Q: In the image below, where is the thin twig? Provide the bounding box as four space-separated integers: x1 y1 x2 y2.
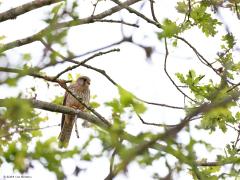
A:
136 113 177 128
53 48 120 79
227 82 240 92
91 0 100 16
149 0 158 22
111 0 162 28
136 97 185 109
225 123 239 132
163 38 197 103
93 19 139 28
72 39 127 59
234 130 240 148
174 36 218 74
104 149 118 180
187 0 191 21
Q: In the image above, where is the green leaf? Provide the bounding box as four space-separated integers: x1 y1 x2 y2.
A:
158 19 180 39
5 77 17 86
201 107 235 132
105 98 124 114
2 98 34 121
81 153 92 161
90 101 100 109
190 5 221 36
51 3 63 15
118 86 146 114
0 35 6 41
68 73 73 81
176 1 188 14
222 33 235 49
22 53 32 61
52 95 64 105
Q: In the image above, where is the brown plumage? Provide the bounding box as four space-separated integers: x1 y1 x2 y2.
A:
58 76 90 148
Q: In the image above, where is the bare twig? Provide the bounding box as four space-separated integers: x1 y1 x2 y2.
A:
174 36 218 75
104 149 118 180
91 0 101 16
111 0 162 28
136 97 185 109
136 113 177 128
53 48 120 79
227 82 240 92
149 0 158 22
197 160 240 166
163 38 197 103
93 19 139 28
234 130 240 148
225 123 239 132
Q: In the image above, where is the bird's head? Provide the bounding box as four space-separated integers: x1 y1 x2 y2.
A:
77 76 91 89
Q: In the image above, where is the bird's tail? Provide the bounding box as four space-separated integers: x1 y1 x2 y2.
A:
58 115 75 148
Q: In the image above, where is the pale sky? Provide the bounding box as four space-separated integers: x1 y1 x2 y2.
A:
1 0 240 179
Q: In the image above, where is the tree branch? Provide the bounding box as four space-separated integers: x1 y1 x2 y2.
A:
0 98 111 129
0 0 63 23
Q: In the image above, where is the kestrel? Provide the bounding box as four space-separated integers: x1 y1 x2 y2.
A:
58 76 90 148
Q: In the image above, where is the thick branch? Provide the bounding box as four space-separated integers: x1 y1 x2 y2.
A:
0 98 165 151
0 0 63 23
0 98 111 129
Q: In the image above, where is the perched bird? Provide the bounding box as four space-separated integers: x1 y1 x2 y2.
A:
58 76 91 148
